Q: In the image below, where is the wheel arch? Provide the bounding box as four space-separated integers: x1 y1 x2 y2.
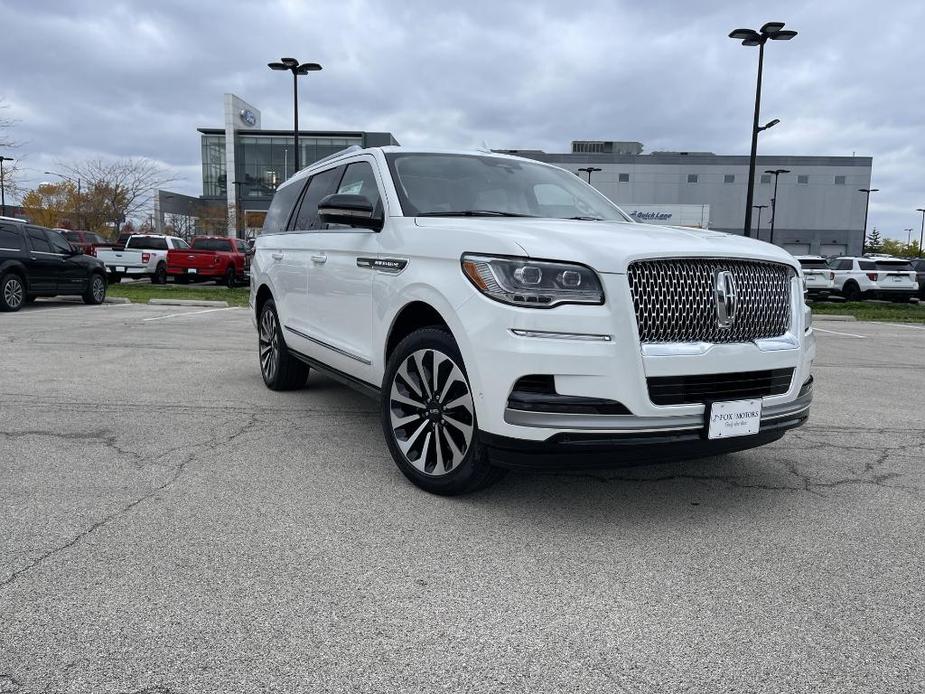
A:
255 283 275 317
384 300 454 364
0 261 30 291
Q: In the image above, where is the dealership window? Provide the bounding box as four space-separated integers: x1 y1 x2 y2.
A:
798 175 809 184
687 173 698 183
618 173 630 183
724 174 735 184
760 174 771 184
834 175 846 185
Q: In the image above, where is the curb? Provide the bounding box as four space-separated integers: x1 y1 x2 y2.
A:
813 314 858 322
51 296 131 305
148 299 229 308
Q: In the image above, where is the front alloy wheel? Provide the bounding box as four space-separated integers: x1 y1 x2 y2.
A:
389 348 475 476
381 328 504 495
257 299 308 390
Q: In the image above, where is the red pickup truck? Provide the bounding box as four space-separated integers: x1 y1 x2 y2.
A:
60 230 109 256
166 236 253 286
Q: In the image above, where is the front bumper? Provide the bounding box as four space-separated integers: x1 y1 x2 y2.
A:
452 273 814 445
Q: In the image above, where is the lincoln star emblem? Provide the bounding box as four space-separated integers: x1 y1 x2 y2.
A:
714 270 738 328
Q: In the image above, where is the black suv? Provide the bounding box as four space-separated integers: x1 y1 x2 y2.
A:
0 216 108 312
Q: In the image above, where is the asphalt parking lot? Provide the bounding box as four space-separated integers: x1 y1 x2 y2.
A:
1 301 923 693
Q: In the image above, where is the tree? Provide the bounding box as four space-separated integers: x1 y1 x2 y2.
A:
881 237 921 258
20 181 79 228
0 98 24 203
62 158 178 233
864 228 883 254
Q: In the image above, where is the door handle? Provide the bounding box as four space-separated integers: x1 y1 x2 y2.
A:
311 254 327 264
271 252 284 261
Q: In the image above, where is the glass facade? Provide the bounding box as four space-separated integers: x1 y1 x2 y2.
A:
201 132 363 203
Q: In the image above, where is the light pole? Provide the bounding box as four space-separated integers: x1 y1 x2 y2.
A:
268 57 322 173
231 181 246 236
905 228 913 247
917 208 925 258
729 22 797 237
752 204 768 239
0 156 13 217
858 188 879 254
765 168 789 244
45 171 83 228
578 167 602 184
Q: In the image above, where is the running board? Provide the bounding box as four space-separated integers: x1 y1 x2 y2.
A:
287 348 381 400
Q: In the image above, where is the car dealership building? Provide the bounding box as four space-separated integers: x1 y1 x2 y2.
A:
496 141 874 257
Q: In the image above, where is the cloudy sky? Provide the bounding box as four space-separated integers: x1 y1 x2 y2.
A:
1 0 922 239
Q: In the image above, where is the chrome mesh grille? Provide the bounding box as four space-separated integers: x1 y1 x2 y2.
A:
627 258 793 343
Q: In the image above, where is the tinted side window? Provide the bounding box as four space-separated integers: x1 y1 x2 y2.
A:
62 231 82 242
858 260 876 271
191 239 231 251
0 224 24 251
292 167 345 230
26 226 53 253
46 230 73 254
835 260 852 270
263 179 307 233
337 162 381 211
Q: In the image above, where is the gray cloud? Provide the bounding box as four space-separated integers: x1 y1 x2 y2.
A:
1 0 922 238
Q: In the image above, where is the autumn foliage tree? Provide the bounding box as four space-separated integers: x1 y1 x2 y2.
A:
20 181 79 228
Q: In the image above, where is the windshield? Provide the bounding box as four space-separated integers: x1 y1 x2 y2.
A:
385 153 633 222
875 260 913 271
798 258 830 269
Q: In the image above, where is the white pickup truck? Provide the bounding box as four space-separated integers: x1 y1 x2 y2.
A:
97 234 189 284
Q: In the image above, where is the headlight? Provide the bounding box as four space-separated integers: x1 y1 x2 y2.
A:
461 254 604 308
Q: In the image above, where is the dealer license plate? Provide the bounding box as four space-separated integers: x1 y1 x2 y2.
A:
707 399 762 439
115 266 125 272
188 268 197 274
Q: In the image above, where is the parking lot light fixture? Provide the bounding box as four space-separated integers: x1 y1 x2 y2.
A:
858 188 879 253
577 167 602 184
917 208 925 258
268 58 323 173
765 169 790 245
752 204 768 239
0 155 13 217
757 119 780 132
729 21 798 237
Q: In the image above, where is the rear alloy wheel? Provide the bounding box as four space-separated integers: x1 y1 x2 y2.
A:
381 328 504 495
842 281 861 301
152 263 168 285
0 273 26 312
258 299 309 390
83 273 107 305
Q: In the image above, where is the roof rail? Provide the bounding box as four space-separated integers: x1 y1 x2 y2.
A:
0 215 27 223
305 144 365 169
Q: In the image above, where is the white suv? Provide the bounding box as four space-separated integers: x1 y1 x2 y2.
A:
251 148 815 494
830 256 919 302
794 255 835 299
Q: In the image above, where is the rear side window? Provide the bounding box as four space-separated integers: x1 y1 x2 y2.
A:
62 231 82 242
798 259 829 269
192 238 233 251
0 224 24 251
263 179 307 233
128 236 168 251
236 240 250 253
291 167 345 230
26 226 53 253
858 260 876 270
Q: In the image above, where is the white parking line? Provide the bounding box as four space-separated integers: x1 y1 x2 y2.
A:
814 327 868 338
881 322 925 331
142 307 241 322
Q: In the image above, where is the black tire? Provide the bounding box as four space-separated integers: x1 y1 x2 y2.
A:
109 273 122 284
82 273 107 305
257 299 309 390
380 328 505 495
152 262 167 285
0 272 26 312
842 281 861 301
224 266 236 288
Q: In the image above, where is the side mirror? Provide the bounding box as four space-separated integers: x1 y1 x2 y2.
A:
317 193 383 231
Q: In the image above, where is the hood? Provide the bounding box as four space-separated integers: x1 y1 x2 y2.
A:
414 218 798 273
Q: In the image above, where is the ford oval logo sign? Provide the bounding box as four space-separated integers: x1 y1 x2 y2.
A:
239 109 257 127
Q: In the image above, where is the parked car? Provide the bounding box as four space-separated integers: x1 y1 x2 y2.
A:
0 216 108 311
911 258 925 299
250 148 815 495
166 236 253 286
794 255 835 300
60 229 108 256
830 256 919 301
96 234 189 284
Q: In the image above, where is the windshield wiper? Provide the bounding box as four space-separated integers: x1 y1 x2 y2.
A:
565 216 604 221
417 210 536 218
